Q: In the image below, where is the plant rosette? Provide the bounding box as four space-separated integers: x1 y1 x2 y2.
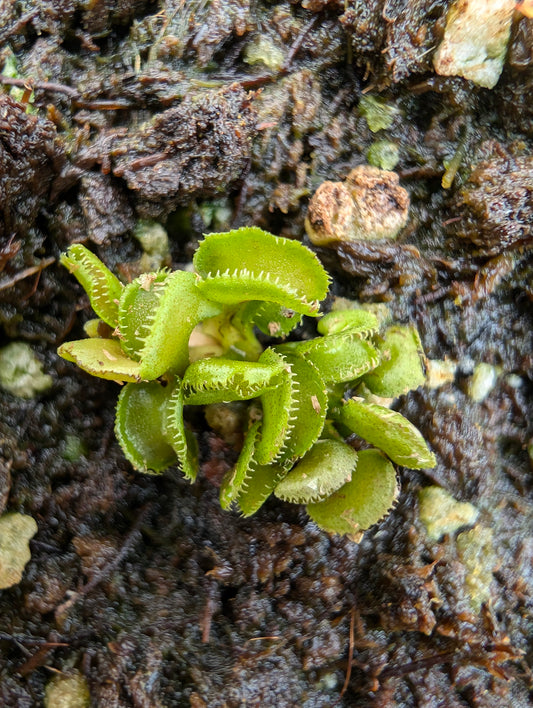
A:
58 227 436 539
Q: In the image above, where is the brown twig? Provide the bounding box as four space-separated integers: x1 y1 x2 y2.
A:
0 632 68 646
283 14 319 69
17 644 70 677
0 257 55 291
55 503 153 620
0 75 79 98
378 650 456 680
73 99 133 110
0 9 39 43
340 608 356 699
220 14 320 90
0 77 133 109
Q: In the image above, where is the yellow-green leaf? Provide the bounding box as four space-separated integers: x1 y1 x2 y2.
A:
57 338 142 383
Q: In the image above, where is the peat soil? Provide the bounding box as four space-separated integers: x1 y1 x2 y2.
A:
0 1 532 706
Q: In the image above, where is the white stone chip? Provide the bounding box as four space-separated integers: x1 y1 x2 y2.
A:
0 512 38 589
433 0 516 89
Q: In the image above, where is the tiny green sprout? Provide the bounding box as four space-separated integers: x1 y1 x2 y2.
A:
58 226 436 540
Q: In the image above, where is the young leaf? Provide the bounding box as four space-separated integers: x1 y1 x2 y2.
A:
60 244 123 327
363 325 426 397
58 338 142 383
219 421 261 509
334 398 437 469
164 381 199 481
118 270 222 380
182 357 284 405
275 439 357 504
307 449 398 539
243 301 303 338
83 318 108 338
194 227 330 316
115 381 177 473
317 308 379 337
199 305 263 361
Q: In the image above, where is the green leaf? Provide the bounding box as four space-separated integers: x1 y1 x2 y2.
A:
115 382 177 473
164 381 199 481
334 398 436 469
182 357 284 405
254 349 296 465
307 449 398 539
60 244 123 327
219 421 261 510
363 325 426 397
118 270 222 379
243 301 303 338
275 440 357 504
57 338 142 383
272 350 327 465
194 227 330 316
317 308 379 337
236 462 287 517
117 271 169 358
283 330 380 384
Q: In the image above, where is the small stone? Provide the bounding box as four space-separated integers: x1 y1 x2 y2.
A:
467 362 499 402
0 512 38 589
305 166 410 246
425 359 457 389
456 525 495 612
433 0 516 89
204 402 247 446
0 342 53 398
419 486 479 541
44 671 91 708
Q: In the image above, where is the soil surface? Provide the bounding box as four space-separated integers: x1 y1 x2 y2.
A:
0 2 532 706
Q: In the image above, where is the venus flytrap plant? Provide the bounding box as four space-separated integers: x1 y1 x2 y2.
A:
58 227 436 541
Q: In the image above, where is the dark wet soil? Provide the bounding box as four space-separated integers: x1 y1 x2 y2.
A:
0 2 532 706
